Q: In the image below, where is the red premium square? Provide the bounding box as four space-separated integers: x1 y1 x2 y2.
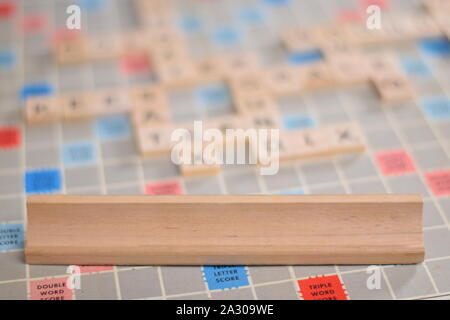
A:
145 180 183 195
0 1 16 19
29 277 73 300
375 149 416 176
298 275 348 300
0 127 20 149
79 266 114 274
425 170 450 196
120 53 152 76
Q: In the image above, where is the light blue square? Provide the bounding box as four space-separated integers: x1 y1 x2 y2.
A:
282 114 315 131
196 83 231 109
263 0 291 6
203 266 249 290
400 58 431 77
0 49 15 70
276 189 304 194
180 15 202 34
239 7 265 25
0 223 24 252
62 141 96 167
212 27 242 46
422 97 450 121
78 0 105 11
96 114 131 140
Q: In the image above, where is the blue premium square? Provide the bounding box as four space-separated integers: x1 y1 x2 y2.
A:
25 169 62 194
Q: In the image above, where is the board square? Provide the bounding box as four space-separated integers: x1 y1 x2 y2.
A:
298 275 348 300
0 49 15 69
422 96 450 121
424 169 450 196
145 180 183 195
374 149 416 176
25 169 62 194
0 223 24 251
62 141 96 167
20 82 54 101
203 266 249 290
0 127 20 149
0 1 15 19
96 114 131 140
29 277 73 300
119 53 151 76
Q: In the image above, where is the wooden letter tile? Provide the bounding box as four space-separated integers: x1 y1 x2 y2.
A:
264 65 302 96
25 96 60 124
54 37 87 64
129 86 168 109
94 89 133 115
372 75 416 105
136 125 174 156
299 63 335 91
327 53 370 85
61 92 95 121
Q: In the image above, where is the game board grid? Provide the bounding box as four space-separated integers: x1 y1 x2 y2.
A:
0 0 448 300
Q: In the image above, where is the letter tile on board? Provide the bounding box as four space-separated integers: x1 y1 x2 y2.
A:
284 123 365 160
245 108 281 129
299 62 335 91
61 92 95 121
150 30 183 47
286 127 330 160
195 58 225 82
25 96 60 124
320 40 358 59
94 89 133 115
312 25 350 48
327 53 370 85
143 15 175 32
423 0 450 13
54 37 87 64
119 31 149 53
372 75 416 104
326 122 366 154
179 147 221 178
233 92 277 115
205 115 249 134
282 27 318 52
345 23 386 46
86 35 123 61
151 40 188 65
264 65 302 96
156 59 199 88
395 14 440 39
129 86 167 109
228 72 266 96
269 131 303 163
205 115 251 146
219 52 261 78
136 125 174 156
366 54 403 80
131 106 171 127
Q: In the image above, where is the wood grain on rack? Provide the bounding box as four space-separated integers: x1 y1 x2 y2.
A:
25 194 424 265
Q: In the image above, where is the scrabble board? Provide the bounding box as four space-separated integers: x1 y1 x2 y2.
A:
1 0 450 300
